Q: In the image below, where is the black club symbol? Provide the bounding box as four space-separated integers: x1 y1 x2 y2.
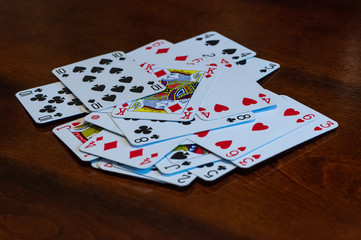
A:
34 88 42 92
48 96 65 104
134 125 152 134
217 165 226 171
67 98 83 106
39 105 56 113
58 87 72 94
227 118 236 122
30 94 47 101
54 113 63 117
150 134 159 139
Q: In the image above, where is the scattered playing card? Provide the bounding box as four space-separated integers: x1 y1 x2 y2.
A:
16 82 87 124
53 117 102 161
52 51 166 111
84 112 124 136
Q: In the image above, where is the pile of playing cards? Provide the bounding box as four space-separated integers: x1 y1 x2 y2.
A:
16 32 338 186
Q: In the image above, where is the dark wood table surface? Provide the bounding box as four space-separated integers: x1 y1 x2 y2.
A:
1 0 361 239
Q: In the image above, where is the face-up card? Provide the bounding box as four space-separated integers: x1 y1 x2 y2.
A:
189 94 319 160
197 70 277 120
236 57 280 82
52 51 166 111
79 129 188 169
127 39 174 62
189 160 236 181
156 143 222 174
232 95 339 168
53 118 102 161
84 112 124 136
111 63 220 121
176 31 256 62
97 159 164 183
102 160 196 186
16 82 87 124
112 112 254 146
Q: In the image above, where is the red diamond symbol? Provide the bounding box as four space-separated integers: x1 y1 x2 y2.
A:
96 136 103 141
129 148 143 159
175 55 188 61
156 48 169 54
122 103 129 107
154 69 167 78
186 107 193 111
168 103 182 112
145 46 152 50
151 153 158 158
104 141 117 151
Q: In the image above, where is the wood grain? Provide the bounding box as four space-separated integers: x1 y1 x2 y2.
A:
1 0 361 239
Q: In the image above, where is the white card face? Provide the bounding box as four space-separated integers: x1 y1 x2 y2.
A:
189 160 236 181
236 57 280 82
176 31 256 61
84 112 124 136
112 112 254 146
111 63 220 121
197 69 277 120
156 143 221 174
127 39 174 62
97 159 164 182
79 129 188 169
104 161 196 186
232 96 339 168
52 51 166 111
52 118 102 161
189 94 320 160
16 82 87 124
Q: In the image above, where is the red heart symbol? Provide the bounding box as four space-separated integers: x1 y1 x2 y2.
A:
314 126 322 131
238 147 246 151
198 107 206 111
215 140 232 149
242 97 258 106
252 122 269 131
259 93 266 98
284 108 300 116
252 154 261 159
195 130 209 137
214 104 229 112
296 119 304 123
72 122 81 127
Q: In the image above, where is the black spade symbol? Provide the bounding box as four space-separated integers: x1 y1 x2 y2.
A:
109 67 123 74
260 69 267 73
102 94 116 102
129 86 144 93
236 60 247 65
198 162 214 168
119 76 133 83
118 57 126 61
222 48 237 55
91 84 106 92
205 40 219 46
171 152 189 160
73 66 86 73
147 81 155 85
181 161 191 166
196 37 203 41
111 85 125 93
83 75 96 82
99 58 113 65
88 99 95 103
232 56 239 60
91 66 104 73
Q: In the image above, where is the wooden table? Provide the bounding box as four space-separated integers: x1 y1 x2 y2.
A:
1 0 361 239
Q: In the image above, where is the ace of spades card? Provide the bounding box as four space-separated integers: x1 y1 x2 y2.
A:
52 51 166 111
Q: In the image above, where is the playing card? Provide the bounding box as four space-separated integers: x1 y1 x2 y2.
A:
79 129 188 169
53 118 102 161
127 39 174 62
189 160 236 181
84 112 124 136
189 94 320 160
232 95 339 168
197 70 277 120
97 159 164 183
52 51 166 111
112 112 254 146
176 31 256 62
16 82 87 124
156 143 222 174
236 57 280 82
111 62 220 121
